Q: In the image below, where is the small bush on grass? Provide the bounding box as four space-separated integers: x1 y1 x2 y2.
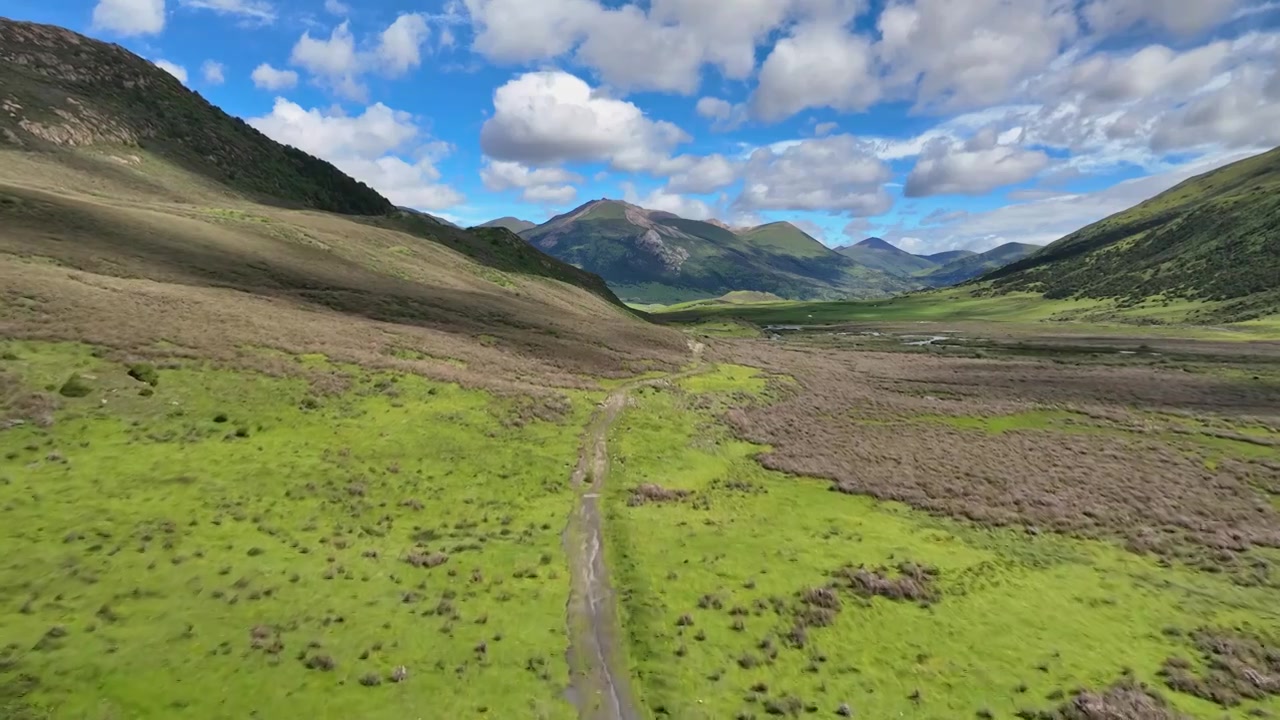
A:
127 363 159 386
58 375 91 398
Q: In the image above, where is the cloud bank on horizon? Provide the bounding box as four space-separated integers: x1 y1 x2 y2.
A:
33 0 1280 252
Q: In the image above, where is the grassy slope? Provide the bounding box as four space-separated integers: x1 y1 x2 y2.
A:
987 145 1280 322
837 240 939 277
920 242 1041 286
522 205 914 304
0 149 688 383
737 223 835 259
605 367 1280 720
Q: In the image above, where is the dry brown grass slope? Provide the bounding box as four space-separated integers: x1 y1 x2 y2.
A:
0 147 690 391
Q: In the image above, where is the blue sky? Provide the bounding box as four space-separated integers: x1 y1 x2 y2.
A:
5 0 1280 252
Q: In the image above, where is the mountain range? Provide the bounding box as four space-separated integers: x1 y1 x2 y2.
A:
496 207 1043 303
514 200 917 304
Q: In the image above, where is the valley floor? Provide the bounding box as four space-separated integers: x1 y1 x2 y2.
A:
3 319 1280 719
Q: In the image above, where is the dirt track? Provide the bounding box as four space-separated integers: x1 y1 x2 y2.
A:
562 342 705 720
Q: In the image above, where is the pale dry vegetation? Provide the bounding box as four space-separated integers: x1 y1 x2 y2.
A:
715 340 1280 574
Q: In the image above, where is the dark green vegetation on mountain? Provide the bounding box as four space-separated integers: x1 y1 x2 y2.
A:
0 19 389 216
836 236 939 277
988 145 1280 322
922 241 1041 286
478 216 537 233
520 201 915 304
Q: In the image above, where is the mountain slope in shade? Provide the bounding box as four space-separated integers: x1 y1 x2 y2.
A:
986 145 1280 321
922 243 1041 286
922 249 977 265
478 216 536 233
836 237 940 277
520 200 917 303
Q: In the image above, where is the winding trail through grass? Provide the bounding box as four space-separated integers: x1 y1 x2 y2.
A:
563 343 705 720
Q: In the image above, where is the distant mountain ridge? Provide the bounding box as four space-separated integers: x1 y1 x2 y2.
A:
519 200 916 303
923 250 977 265
921 242 1041 286
828 236 1038 287
478 216 536 233
837 237 939 277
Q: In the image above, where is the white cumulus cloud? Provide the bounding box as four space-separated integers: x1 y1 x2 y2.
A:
251 63 298 90
153 59 188 83
736 135 893 216
201 60 225 85
92 0 165 36
905 128 1050 197
479 71 690 171
481 160 582 205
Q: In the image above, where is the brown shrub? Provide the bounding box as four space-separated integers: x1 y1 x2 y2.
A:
835 562 939 604
1 371 58 428
798 587 841 610
627 483 692 507
303 654 336 671
1034 678 1188 719
404 551 448 569
1158 629 1280 707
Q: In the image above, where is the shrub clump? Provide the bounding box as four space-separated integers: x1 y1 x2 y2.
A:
1158 629 1280 707
303 654 336 671
1019 678 1187 719
58 374 92 398
627 483 692 506
127 363 159 387
835 561 940 604
405 551 449 568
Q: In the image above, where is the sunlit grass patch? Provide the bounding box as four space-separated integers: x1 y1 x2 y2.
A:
0 341 589 719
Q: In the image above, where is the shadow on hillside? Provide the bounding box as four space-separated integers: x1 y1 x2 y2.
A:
0 183 682 370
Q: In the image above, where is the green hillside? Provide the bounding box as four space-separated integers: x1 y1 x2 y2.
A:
837 237 940 276
738 222 836 258
987 145 1280 322
478 216 536 233
921 242 1040 286
520 201 916 303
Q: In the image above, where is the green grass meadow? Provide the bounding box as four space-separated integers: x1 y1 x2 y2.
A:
655 288 1280 340
0 341 591 719
603 369 1280 719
